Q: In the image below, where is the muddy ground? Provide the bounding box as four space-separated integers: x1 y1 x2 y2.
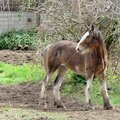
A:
0 50 120 120
0 50 36 64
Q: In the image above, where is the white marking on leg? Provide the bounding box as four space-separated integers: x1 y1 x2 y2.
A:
53 77 63 101
41 75 51 99
41 82 46 99
100 80 109 99
53 66 66 104
85 77 93 104
100 80 113 109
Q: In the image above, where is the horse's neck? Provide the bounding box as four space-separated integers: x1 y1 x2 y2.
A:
94 44 107 68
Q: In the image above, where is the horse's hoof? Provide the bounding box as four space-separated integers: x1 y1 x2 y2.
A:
39 98 47 109
104 102 114 110
39 103 48 109
84 104 95 111
54 100 66 109
104 105 114 110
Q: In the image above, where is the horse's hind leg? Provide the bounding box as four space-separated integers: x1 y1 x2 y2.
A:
53 65 67 108
97 72 113 110
40 72 53 108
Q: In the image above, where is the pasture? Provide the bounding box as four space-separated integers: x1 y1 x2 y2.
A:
0 0 120 119
0 50 119 120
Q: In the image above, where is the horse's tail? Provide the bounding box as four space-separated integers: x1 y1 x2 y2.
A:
43 44 52 73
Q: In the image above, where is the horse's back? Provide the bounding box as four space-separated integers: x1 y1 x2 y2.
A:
44 40 85 73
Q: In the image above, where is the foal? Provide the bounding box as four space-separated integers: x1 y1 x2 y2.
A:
40 25 113 110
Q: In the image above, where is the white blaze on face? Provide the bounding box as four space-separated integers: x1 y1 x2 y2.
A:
76 31 90 52
80 31 90 44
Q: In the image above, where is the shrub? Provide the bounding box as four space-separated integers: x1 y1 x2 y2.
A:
0 30 37 50
63 72 86 94
71 73 86 85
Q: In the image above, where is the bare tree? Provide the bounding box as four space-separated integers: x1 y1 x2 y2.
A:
1 0 119 74
35 0 120 74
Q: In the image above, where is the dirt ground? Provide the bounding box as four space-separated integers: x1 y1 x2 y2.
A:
0 50 120 120
0 81 120 120
0 50 36 64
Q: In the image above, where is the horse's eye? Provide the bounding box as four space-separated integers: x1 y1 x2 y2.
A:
93 39 97 44
86 35 89 38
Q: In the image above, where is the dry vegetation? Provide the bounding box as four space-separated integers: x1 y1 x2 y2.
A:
0 0 119 74
36 0 120 75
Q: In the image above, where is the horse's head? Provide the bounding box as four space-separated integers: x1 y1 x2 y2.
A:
76 25 100 54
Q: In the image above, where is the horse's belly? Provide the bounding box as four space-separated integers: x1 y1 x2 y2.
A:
64 62 85 74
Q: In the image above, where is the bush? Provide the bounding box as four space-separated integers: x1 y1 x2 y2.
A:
63 72 86 94
0 30 37 50
71 73 86 85
65 71 86 85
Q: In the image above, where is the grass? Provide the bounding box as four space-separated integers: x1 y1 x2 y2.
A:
63 80 120 107
92 80 120 106
0 62 45 84
64 71 120 106
0 63 71 120
0 107 69 120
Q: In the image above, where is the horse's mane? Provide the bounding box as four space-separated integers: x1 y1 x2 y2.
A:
94 29 104 46
94 29 107 69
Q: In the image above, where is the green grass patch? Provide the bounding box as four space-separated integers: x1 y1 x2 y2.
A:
0 107 69 120
92 80 120 106
63 71 120 106
0 62 45 84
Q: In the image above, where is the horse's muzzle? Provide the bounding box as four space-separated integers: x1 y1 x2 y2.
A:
76 47 80 53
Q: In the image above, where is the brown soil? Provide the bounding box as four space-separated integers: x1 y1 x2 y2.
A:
0 50 120 120
36 117 53 120
0 82 83 110
0 82 120 120
0 50 36 64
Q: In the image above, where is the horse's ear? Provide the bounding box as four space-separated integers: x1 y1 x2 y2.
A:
91 25 94 31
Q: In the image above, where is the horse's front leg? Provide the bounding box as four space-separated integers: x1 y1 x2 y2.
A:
97 72 113 110
84 74 94 110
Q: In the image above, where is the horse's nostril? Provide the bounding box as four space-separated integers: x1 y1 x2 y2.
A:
76 48 80 52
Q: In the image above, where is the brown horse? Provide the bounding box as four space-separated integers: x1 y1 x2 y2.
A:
40 25 113 110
